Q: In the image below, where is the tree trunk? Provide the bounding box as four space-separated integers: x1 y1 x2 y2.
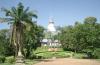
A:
15 22 25 65
16 22 23 57
11 25 18 57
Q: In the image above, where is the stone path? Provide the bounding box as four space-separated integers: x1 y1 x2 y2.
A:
34 58 100 65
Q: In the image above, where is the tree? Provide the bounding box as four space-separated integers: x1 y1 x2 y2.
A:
59 26 74 51
0 29 14 56
0 29 9 55
84 17 97 25
23 23 44 59
0 2 37 62
59 17 100 55
83 17 100 52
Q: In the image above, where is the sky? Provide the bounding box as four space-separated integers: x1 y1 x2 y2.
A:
0 0 100 29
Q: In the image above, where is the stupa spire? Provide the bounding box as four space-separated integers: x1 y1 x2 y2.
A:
49 17 53 23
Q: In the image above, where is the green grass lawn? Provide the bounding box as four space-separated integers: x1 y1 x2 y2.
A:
25 59 38 65
96 59 100 61
34 46 88 59
0 59 38 65
34 47 71 59
0 63 13 65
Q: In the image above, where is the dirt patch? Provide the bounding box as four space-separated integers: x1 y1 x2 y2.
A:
33 58 100 65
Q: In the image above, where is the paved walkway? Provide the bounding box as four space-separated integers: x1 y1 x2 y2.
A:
34 58 100 65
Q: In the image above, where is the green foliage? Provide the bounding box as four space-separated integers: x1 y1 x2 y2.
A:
93 48 100 59
0 59 38 65
0 56 6 63
73 53 88 59
0 63 13 65
23 24 44 59
59 17 100 56
34 47 89 59
6 56 15 63
84 17 97 25
36 51 71 59
1 2 38 57
0 25 44 59
0 2 44 59
34 47 72 59
0 29 14 56
0 29 8 55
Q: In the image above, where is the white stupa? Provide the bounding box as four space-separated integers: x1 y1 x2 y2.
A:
47 18 56 33
41 18 60 47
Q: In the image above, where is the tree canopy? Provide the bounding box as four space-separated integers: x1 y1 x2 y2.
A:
58 17 100 54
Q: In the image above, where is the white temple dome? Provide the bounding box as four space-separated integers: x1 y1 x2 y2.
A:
47 21 56 32
47 19 56 32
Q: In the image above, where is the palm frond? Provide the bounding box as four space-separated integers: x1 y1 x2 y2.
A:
17 2 24 19
27 12 37 19
24 7 29 13
18 2 24 9
11 7 19 19
0 18 13 23
1 8 11 16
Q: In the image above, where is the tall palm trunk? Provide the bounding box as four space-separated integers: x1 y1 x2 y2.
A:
13 26 18 57
16 22 23 57
11 25 18 57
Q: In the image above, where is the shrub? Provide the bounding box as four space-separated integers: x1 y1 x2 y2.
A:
54 52 71 58
36 52 52 59
6 56 15 63
73 53 88 59
93 48 100 59
0 56 5 63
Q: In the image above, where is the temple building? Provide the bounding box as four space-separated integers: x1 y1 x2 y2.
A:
41 18 60 48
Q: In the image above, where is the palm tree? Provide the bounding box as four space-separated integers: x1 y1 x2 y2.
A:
0 2 37 62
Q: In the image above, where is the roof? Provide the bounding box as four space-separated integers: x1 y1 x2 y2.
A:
41 39 48 42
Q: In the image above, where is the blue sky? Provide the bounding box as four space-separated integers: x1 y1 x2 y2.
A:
0 0 100 29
